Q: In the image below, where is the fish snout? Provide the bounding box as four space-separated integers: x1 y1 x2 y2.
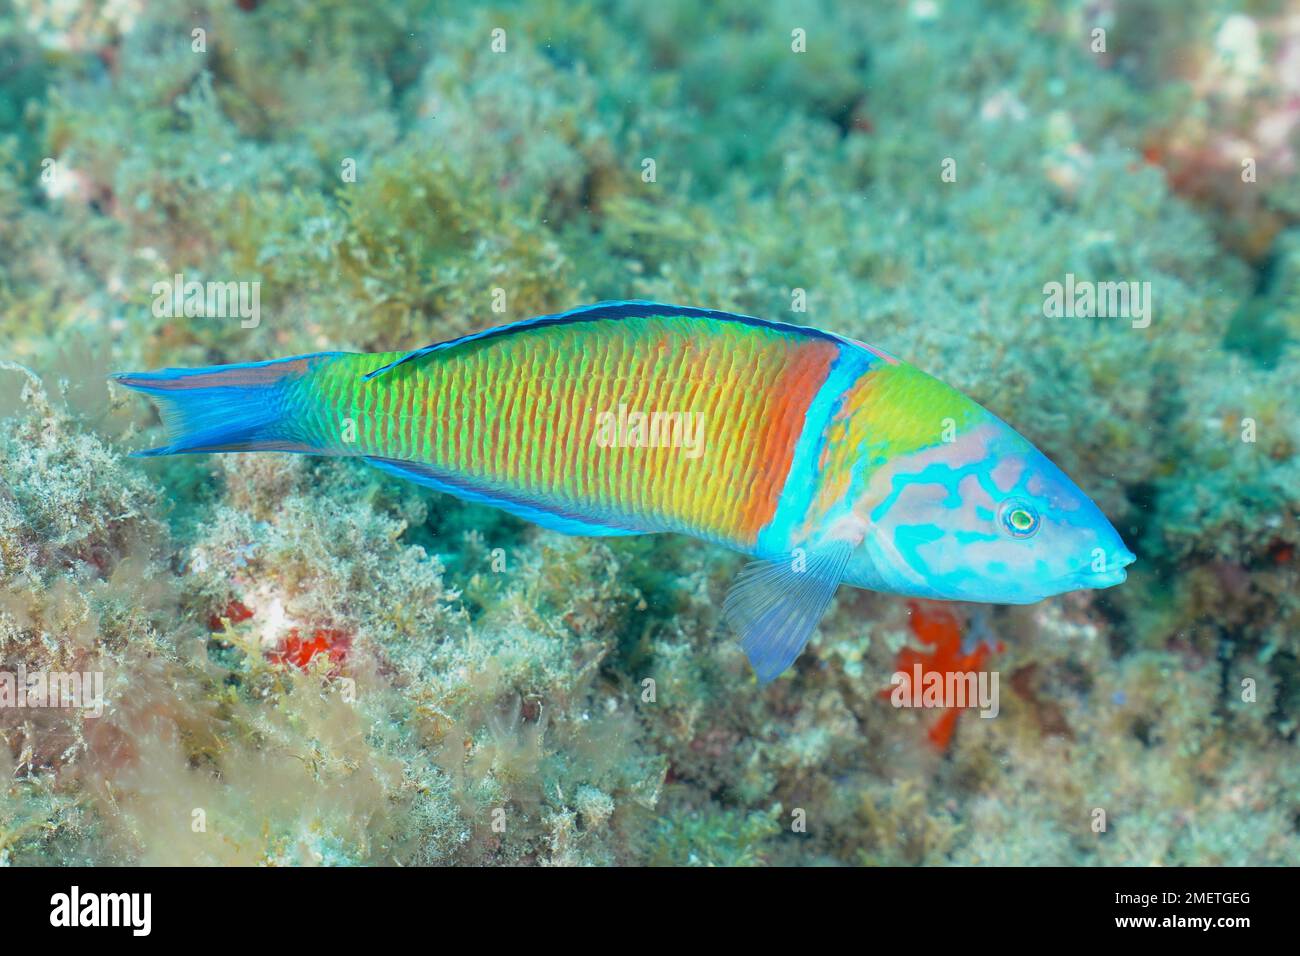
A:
1072 547 1136 589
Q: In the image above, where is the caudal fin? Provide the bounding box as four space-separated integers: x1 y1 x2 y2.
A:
111 354 333 457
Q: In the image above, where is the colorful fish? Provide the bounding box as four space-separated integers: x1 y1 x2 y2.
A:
114 301 1134 682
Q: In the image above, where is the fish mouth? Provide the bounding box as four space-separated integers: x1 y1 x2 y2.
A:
1071 547 1136 589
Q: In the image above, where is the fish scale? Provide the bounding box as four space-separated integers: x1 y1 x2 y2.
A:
271 323 742 543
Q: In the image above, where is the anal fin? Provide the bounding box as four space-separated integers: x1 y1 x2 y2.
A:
363 456 646 537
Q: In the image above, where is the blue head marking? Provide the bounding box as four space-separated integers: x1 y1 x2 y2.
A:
844 415 1135 603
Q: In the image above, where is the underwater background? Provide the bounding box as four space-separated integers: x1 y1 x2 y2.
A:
0 0 1297 866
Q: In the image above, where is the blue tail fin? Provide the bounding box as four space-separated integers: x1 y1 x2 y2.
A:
111 354 333 457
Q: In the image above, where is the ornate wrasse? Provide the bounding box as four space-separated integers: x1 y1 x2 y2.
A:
114 301 1134 682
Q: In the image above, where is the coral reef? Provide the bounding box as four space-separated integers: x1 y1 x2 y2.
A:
0 0 1296 865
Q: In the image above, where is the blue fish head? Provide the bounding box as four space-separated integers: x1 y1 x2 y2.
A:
847 414 1135 604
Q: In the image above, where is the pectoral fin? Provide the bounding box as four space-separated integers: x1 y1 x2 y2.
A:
722 541 854 684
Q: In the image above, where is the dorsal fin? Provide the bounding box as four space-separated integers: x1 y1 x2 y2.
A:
361 299 874 381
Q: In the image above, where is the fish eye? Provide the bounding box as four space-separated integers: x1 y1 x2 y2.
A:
999 499 1040 538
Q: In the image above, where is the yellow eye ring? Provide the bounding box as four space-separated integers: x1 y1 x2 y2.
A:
1000 500 1040 538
